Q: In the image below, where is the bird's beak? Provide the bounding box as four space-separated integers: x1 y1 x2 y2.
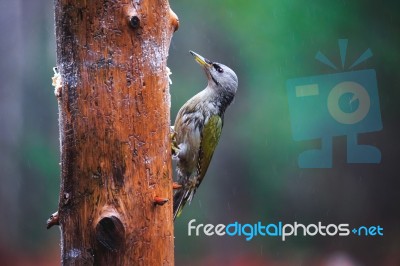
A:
190 51 212 68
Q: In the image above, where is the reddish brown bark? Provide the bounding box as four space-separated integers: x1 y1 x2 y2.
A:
53 0 178 264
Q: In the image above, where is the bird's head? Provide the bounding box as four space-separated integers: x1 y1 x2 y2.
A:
190 51 238 95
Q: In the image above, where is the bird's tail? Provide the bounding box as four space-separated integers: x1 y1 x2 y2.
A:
173 186 195 220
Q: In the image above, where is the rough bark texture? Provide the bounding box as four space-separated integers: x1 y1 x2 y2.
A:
53 0 178 265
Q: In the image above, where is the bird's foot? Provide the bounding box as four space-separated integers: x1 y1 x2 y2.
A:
170 130 180 157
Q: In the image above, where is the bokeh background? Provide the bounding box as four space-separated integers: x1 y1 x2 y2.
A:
1 0 399 265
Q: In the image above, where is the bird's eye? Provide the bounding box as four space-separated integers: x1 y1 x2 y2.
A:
213 64 224 73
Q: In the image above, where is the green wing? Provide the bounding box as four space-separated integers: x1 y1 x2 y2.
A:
197 115 223 185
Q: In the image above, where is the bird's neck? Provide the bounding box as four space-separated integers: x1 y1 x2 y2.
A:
204 86 235 115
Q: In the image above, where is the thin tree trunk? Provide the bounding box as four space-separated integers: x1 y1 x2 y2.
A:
53 0 178 264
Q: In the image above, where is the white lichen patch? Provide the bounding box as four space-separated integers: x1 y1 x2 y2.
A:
67 248 81 259
140 37 167 74
52 67 62 97
166 66 172 84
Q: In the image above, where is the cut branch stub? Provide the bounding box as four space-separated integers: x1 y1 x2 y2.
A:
169 8 179 32
154 196 169 206
46 211 60 229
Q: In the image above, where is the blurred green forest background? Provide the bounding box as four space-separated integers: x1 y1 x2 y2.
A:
0 0 399 265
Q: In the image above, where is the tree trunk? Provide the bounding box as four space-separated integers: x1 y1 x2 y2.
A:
53 0 178 265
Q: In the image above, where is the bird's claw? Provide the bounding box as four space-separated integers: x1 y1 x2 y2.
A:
170 129 180 157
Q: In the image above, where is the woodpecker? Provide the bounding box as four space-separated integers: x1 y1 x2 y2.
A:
172 51 238 219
